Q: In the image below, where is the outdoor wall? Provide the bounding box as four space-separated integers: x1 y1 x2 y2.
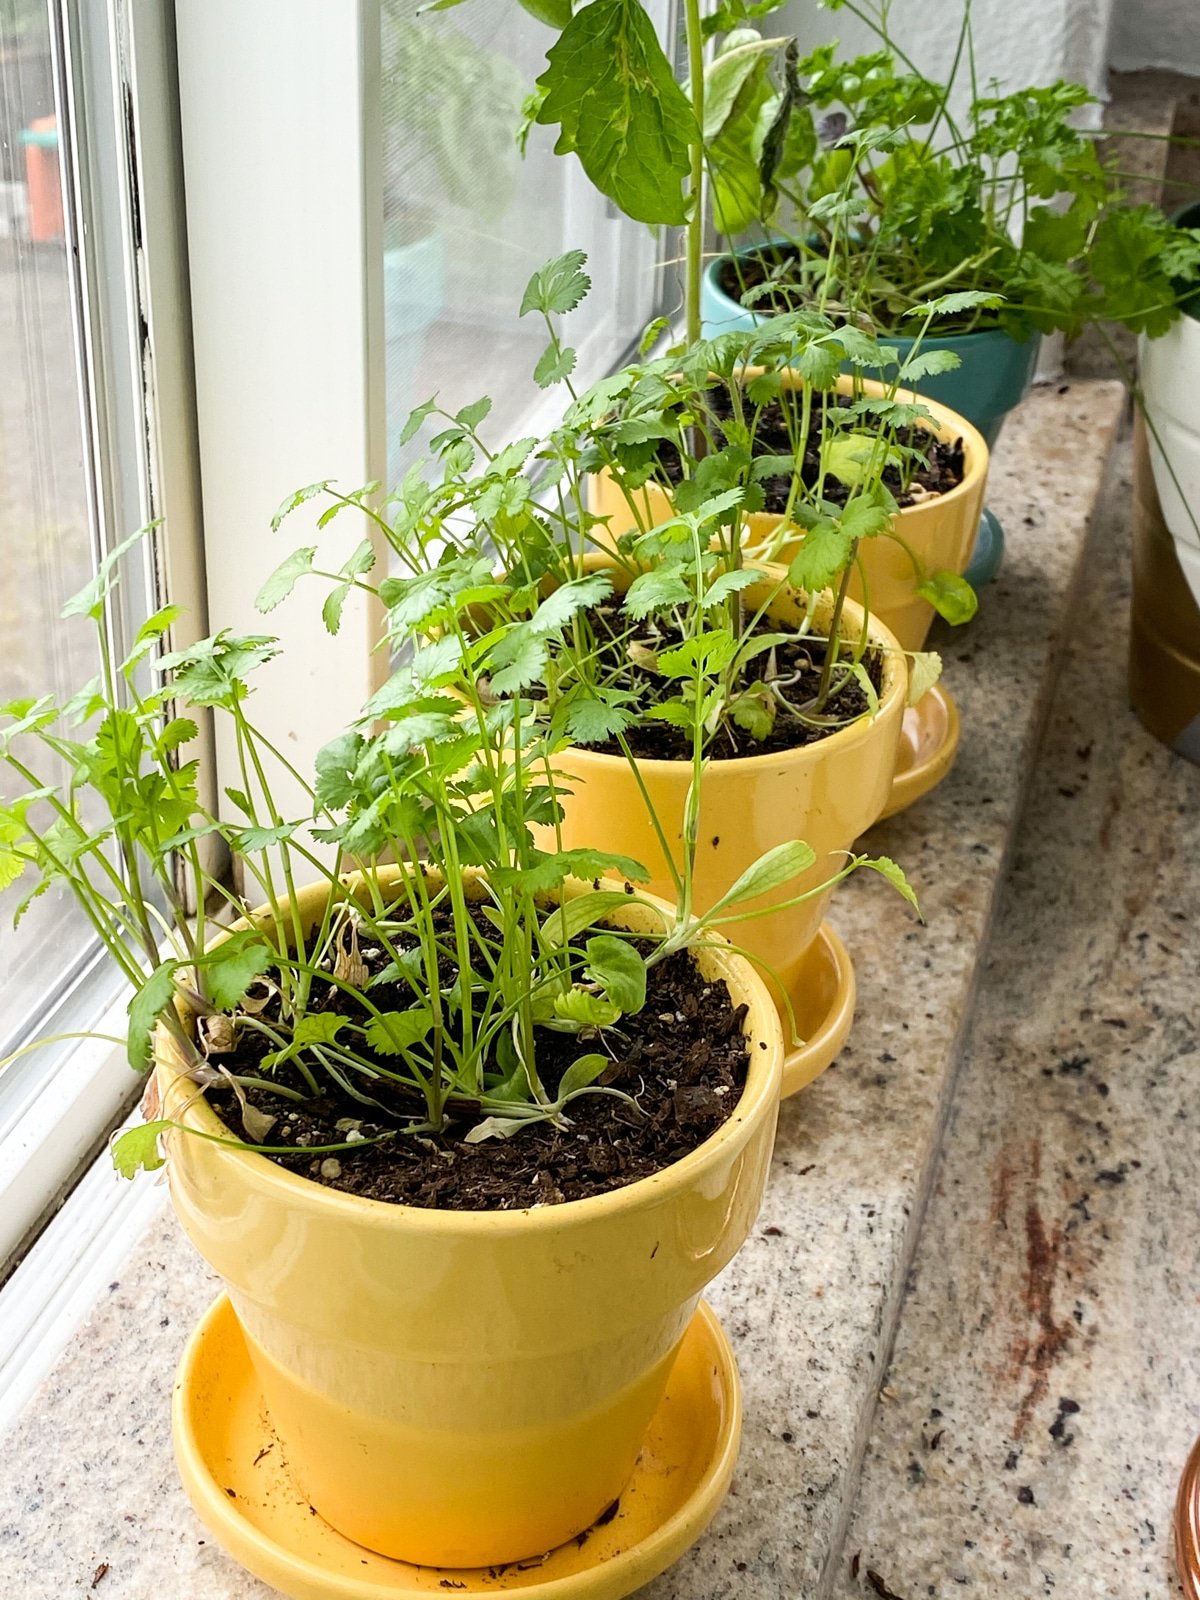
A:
773 0 1118 121
1109 0 1200 78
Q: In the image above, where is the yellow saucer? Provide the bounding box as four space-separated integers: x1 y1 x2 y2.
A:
173 1295 741 1600
780 920 856 1098
879 682 961 821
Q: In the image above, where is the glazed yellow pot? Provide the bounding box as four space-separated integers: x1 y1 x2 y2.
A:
549 571 906 1080
589 371 988 650
159 867 782 1569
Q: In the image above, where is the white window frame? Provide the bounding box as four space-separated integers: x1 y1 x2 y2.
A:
174 0 679 825
0 0 204 1275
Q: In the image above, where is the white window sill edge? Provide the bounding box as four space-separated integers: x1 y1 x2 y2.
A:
0 1115 167 1439
0 993 146 1269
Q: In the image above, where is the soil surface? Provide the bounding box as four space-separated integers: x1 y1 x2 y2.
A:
206 908 753 1211
716 244 834 318
655 383 964 514
582 598 884 761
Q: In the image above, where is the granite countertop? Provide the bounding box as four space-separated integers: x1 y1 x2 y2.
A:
0 381 1148 1600
833 424 1200 1600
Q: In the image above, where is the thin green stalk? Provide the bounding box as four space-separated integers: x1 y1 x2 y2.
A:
684 0 705 345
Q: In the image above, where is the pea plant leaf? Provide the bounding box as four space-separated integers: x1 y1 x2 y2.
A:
585 933 647 1013
704 838 817 919
917 569 978 626
536 0 696 226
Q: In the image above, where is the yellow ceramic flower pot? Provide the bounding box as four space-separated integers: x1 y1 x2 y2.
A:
159 868 782 1570
589 371 989 650
549 572 906 1081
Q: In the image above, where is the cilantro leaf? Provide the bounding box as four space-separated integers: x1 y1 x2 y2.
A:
520 250 591 317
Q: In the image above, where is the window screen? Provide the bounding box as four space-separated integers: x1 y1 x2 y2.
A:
380 0 673 480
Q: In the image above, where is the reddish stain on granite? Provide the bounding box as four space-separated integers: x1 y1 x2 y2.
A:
1004 1139 1075 1440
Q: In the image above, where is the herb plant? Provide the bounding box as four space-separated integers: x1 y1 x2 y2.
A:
702 0 1200 339
294 255 969 763
0 506 912 1176
497 0 978 684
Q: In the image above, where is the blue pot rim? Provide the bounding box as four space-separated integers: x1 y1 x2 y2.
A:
705 244 1039 347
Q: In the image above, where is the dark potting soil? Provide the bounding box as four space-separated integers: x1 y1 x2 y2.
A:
581 597 884 762
205 910 753 1211
717 244 837 318
655 383 964 514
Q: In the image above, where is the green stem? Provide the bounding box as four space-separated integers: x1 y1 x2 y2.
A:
685 0 705 346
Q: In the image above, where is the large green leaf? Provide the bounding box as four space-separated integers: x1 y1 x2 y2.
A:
702 30 781 140
517 0 574 26
536 0 696 226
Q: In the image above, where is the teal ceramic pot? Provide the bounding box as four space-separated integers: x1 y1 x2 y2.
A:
703 248 1038 588
703 251 1039 448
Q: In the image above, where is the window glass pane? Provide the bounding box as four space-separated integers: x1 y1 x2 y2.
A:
380 0 669 480
0 3 98 1054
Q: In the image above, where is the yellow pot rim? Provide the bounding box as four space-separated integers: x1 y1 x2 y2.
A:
560 572 907 777
163 871 784 1239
